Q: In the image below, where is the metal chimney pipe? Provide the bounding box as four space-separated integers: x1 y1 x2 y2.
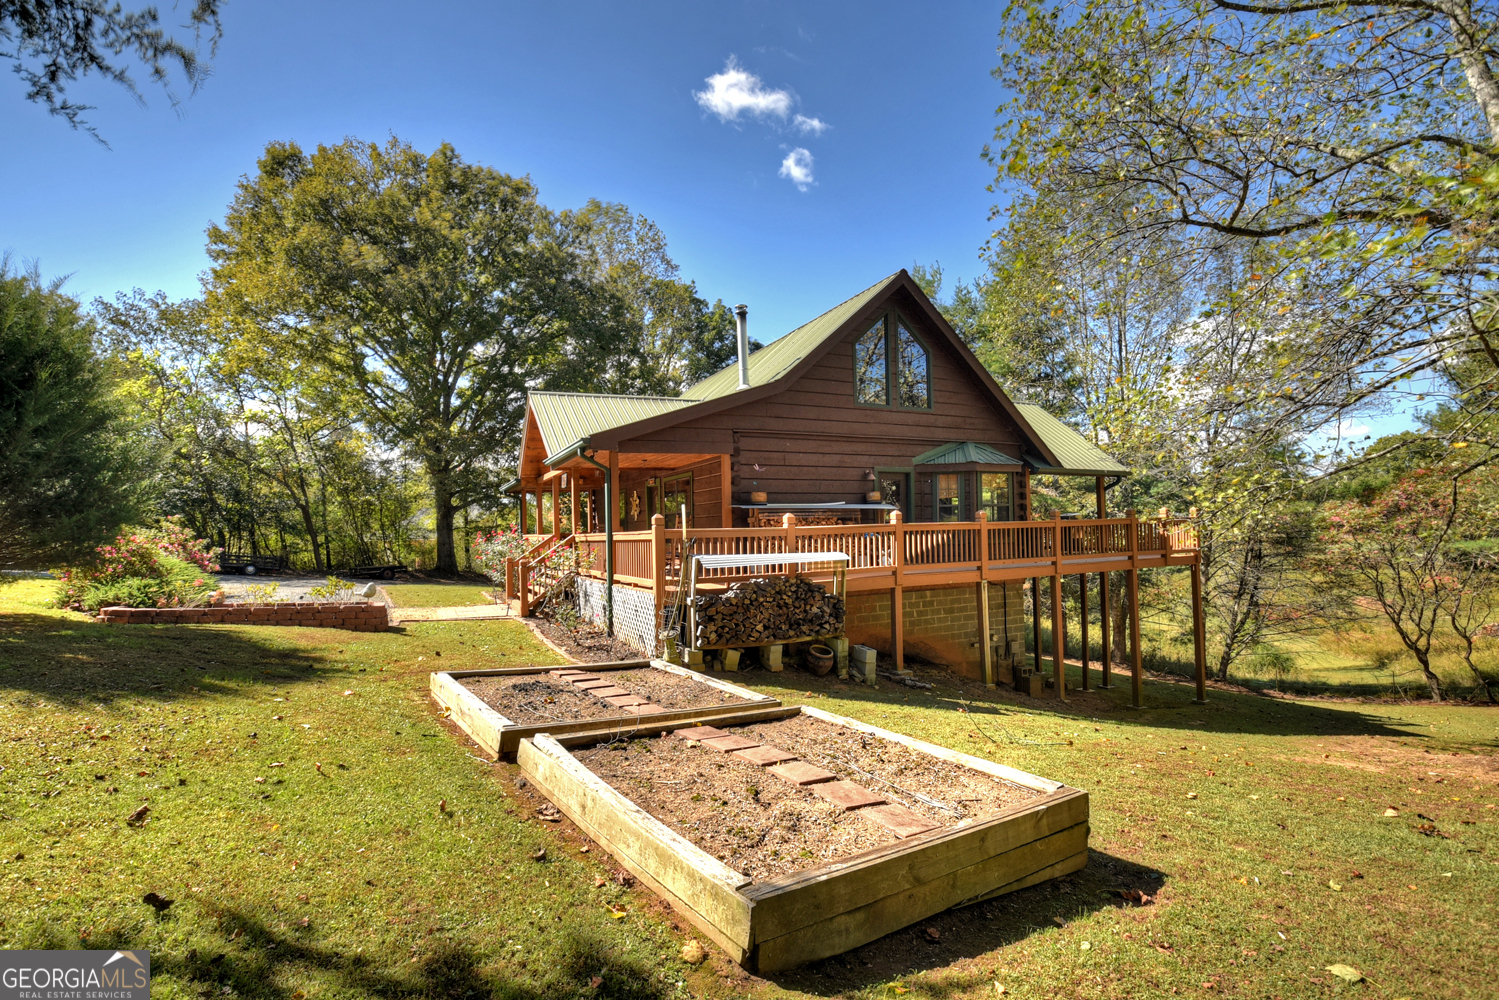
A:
734 303 751 390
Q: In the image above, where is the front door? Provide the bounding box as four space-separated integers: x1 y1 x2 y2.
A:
877 470 911 519
661 472 693 528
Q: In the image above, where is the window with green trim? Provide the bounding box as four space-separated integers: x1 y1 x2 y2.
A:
980 473 1012 521
854 311 931 409
937 473 961 522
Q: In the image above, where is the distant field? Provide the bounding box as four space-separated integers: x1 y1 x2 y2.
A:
380 583 498 608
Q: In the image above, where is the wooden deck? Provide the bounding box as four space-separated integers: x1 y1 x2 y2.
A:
571 510 1198 594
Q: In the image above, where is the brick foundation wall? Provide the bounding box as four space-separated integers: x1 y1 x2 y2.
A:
845 581 1026 682
98 602 389 632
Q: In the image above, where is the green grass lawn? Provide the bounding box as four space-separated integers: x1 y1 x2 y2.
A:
2 578 1496 999
381 583 499 608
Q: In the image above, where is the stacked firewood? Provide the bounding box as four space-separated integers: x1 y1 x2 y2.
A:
692 577 844 647
747 511 848 527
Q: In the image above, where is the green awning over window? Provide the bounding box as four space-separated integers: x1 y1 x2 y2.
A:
912 441 1023 467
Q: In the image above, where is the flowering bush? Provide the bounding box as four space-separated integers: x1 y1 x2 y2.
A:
471 525 530 583
56 519 221 612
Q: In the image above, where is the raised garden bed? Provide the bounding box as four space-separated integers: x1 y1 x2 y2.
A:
430 660 783 758
517 705 1088 972
98 602 388 632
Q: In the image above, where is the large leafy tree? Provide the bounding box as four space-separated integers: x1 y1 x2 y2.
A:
2 0 222 139
206 138 626 573
993 0 1499 456
0 261 141 567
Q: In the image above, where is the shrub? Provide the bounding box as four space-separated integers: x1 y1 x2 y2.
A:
471 525 530 582
56 519 220 612
78 555 218 612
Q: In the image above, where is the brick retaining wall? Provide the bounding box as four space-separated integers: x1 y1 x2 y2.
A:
98 602 388 632
845 582 1026 682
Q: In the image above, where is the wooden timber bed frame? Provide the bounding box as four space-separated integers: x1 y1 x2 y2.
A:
517 704 1089 972
429 659 782 758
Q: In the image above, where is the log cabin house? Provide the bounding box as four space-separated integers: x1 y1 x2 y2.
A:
503 270 1206 704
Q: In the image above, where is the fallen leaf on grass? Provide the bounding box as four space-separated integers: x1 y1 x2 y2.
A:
125 804 150 827
1383 807 1400 817
1325 964 1363 983
530 848 546 862
1185 792 1198 799
994 984 1006 996
923 926 940 942
606 905 627 919
1119 888 1154 906
680 940 706 964
593 877 608 888
589 976 603 989
1328 882 1342 891
142 891 172 912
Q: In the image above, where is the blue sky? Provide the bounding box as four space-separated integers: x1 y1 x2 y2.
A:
2 0 1010 344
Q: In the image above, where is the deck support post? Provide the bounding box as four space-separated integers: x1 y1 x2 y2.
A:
1030 576 1041 685
1099 571 1113 688
551 479 561 539
1079 572 1089 691
1127 509 1143 709
1051 511 1065 700
891 510 905 673
976 511 993 687
1191 557 1208 704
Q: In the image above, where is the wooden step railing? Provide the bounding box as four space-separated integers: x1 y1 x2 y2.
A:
507 533 577 616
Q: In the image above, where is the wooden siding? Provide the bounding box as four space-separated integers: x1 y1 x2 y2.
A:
614 286 1033 524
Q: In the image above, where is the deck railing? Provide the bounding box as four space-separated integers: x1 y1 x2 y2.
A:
570 511 1198 595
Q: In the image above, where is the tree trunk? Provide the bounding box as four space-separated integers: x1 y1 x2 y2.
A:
1414 650 1444 702
296 502 324 572
432 474 458 574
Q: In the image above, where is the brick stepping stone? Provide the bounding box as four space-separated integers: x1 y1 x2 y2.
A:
733 745 799 766
810 780 887 811
621 703 665 715
571 679 615 690
548 669 587 677
604 694 650 707
766 761 837 785
565 673 602 682
674 726 728 740
587 686 631 698
699 734 762 753
860 803 941 839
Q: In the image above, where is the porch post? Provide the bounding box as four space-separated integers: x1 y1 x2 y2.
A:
891 509 905 673
1079 571 1089 691
569 474 579 537
1127 508 1143 708
521 491 530 535
976 510 993 687
551 478 561 539
1051 511 1065 701
651 514 666 650
719 453 733 528
1191 557 1208 704
1099 571 1113 688
608 451 621 532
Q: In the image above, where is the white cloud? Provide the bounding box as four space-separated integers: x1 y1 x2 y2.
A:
792 113 829 136
779 148 815 190
694 57 793 122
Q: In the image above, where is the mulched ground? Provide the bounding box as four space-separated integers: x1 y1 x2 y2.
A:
575 714 1042 882
461 667 750 725
528 613 643 662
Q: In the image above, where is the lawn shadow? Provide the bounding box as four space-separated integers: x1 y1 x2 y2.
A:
48 906 672 1000
0 612 330 706
765 848 1163 996
725 659 1437 742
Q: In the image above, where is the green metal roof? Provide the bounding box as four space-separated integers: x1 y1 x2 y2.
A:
681 274 898 401
1015 404 1130 476
912 441 1023 466
530 391 693 461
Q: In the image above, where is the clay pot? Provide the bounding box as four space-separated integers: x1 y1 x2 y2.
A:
750 491 768 504
806 644 835 675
